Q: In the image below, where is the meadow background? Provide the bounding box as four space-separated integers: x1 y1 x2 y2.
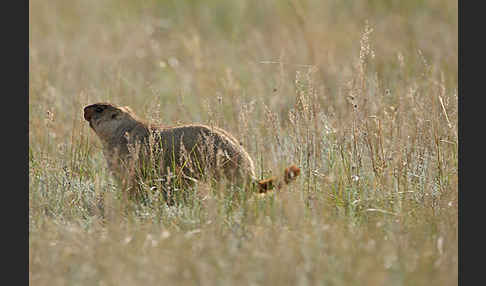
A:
29 0 458 285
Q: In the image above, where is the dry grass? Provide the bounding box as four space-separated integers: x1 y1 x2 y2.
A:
29 0 457 285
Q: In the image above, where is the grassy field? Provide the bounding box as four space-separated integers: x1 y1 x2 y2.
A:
29 0 458 285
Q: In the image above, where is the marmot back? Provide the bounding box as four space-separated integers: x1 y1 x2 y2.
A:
147 123 257 182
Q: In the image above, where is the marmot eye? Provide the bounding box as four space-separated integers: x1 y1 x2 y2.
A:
95 107 104 113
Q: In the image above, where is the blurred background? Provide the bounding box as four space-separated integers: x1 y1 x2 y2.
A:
29 0 457 138
29 1 457 285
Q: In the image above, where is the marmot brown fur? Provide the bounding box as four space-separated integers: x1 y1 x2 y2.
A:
83 102 300 201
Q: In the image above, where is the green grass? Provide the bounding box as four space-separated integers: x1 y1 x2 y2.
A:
29 0 457 285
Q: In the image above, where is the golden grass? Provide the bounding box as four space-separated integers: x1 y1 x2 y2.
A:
29 0 457 285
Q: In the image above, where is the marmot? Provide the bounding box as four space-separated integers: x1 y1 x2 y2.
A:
83 102 300 201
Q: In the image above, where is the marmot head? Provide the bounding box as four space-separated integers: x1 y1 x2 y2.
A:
84 103 139 140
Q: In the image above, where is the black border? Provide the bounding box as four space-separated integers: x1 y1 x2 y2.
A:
7 0 28 285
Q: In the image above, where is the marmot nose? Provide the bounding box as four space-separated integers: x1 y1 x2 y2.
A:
84 107 94 121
